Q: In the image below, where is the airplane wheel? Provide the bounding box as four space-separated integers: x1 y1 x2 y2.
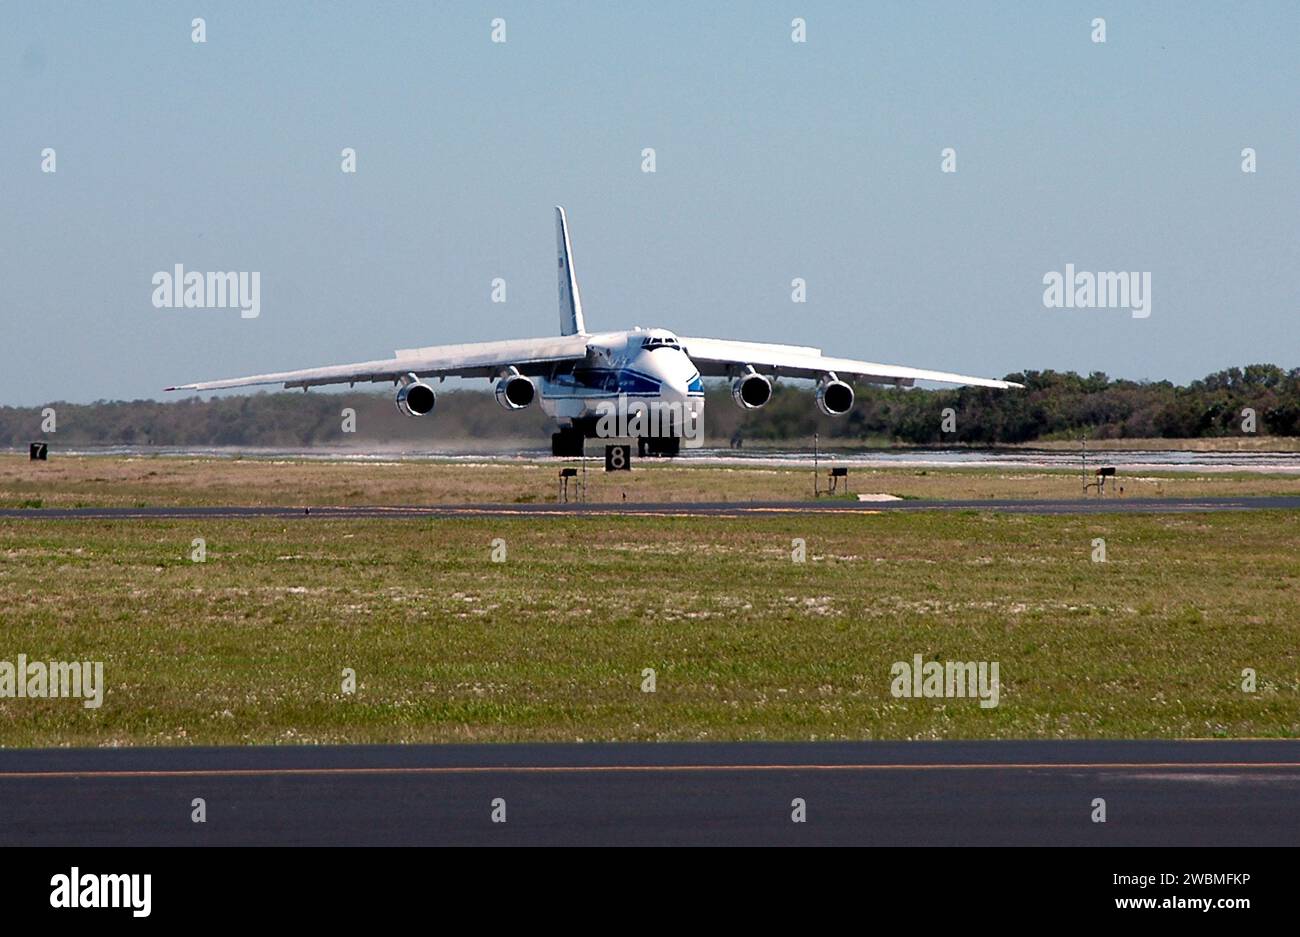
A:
640 436 681 458
551 428 585 458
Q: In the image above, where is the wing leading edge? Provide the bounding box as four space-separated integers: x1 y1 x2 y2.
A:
678 337 1022 390
165 335 591 392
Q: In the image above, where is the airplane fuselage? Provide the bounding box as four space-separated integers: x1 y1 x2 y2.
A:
536 329 704 428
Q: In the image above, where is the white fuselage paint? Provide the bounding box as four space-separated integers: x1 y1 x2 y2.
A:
535 329 705 426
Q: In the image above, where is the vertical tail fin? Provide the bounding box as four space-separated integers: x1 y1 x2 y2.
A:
555 206 586 336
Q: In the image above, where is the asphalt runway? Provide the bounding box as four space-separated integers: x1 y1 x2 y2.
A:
2 741 1298 846
3 495 1300 520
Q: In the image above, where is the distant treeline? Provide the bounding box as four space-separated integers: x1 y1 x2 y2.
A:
1 391 553 448
4 365 1298 448
733 364 1300 444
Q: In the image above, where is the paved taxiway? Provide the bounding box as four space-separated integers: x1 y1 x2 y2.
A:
3 495 1300 521
2 741 1298 845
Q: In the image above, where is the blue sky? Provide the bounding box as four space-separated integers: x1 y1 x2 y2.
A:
2 1 1297 405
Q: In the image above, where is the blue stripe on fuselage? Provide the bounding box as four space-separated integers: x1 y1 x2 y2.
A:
544 367 705 399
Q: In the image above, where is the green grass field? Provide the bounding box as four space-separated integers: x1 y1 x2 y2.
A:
3 508 1297 746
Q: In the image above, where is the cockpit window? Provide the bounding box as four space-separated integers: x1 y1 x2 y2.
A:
641 336 681 350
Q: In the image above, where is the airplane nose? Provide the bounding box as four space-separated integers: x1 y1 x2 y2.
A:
637 346 696 404
660 375 690 402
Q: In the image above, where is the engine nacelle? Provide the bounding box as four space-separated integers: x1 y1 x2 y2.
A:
731 370 772 410
816 377 855 416
495 374 536 410
395 381 436 417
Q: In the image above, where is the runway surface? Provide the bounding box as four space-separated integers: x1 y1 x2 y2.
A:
45 444 1300 474
3 740 1298 845
4 495 1300 520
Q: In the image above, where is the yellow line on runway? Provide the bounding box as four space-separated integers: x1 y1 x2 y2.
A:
1 761 1297 780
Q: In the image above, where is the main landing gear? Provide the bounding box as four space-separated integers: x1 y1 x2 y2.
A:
551 425 586 457
551 423 683 458
638 436 681 458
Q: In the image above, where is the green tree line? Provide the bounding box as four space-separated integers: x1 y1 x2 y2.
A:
4 365 1297 448
721 365 1300 445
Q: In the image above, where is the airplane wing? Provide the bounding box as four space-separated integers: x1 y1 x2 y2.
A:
678 337 1022 389
165 335 591 392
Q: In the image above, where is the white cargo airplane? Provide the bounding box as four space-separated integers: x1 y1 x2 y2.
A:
167 207 1021 456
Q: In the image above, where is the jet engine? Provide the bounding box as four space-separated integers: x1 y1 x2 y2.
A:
731 368 772 410
816 376 855 416
495 373 537 410
395 380 436 417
